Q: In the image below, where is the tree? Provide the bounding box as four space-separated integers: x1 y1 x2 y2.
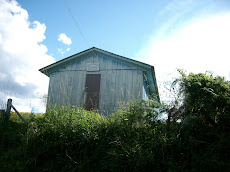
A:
172 70 230 131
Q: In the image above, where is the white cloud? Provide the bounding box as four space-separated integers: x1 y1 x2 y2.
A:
58 48 65 55
137 13 230 103
58 33 72 45
0 0 55 112
57 47 70 55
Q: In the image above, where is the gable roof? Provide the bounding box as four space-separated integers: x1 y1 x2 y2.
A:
39 47 160 101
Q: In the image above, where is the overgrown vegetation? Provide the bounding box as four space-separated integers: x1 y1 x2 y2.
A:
0 71 229 171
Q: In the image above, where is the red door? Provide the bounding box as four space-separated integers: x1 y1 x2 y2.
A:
85 74 101 110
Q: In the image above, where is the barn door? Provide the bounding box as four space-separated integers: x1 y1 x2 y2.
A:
85 74 101 110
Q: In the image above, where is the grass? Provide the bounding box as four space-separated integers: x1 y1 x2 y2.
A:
0 101 229 171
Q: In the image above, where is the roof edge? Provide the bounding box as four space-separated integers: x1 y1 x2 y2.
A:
39 47 153 76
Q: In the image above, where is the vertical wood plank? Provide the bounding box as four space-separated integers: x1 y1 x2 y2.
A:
46 51 156 114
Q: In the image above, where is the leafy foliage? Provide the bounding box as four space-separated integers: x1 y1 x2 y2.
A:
0 71 229 171
173 70 230 130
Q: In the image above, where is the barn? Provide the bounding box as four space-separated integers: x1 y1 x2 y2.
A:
39 47 160 114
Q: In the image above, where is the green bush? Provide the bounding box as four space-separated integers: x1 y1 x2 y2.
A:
0 71 229 171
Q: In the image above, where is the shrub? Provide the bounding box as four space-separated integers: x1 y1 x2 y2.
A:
0 71 229 171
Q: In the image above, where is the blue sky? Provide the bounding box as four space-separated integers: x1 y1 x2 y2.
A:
17 0 170 59
0 0 230 112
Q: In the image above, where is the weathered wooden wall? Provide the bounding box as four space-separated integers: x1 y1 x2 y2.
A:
142 73 150 101
47 52 149 114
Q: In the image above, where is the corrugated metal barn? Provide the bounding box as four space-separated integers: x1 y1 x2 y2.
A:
39 47 160 114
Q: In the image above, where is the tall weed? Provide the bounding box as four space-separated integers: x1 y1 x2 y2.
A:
0 100 228 171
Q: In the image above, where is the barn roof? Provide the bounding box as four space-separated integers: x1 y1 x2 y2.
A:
39 47 160 101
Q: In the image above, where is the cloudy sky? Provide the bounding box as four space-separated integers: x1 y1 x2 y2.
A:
0 0 230 112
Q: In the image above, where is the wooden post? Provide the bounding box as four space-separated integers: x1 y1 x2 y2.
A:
3 98 28 125
6 99 12 125
11 104 27 125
